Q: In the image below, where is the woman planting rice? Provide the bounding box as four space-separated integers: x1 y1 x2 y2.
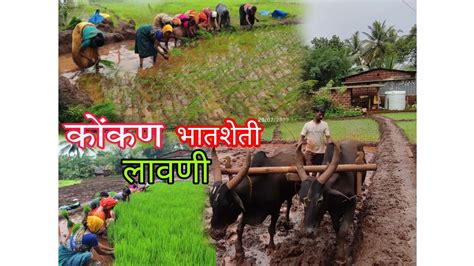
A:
239 3 259 28
134 24 172 68
71 22 105 70
153 13 173 29
175 13 198 38
198 7 217 31
58 216 114 266
89 197 118 227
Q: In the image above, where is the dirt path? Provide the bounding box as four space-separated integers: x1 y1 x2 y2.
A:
353 115 416 265
59 176 128 207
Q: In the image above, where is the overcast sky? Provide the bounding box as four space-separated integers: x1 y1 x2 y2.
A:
301 0 416 42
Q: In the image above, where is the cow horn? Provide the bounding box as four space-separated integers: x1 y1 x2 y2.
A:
211 148 222 183
295 143 311 181
226 150 251 190
317 142 341 184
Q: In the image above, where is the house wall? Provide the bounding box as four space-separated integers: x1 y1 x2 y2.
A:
330 89 351 107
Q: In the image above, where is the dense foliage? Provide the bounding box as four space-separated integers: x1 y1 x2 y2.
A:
59 102 120 124
59 155 96 179
301 36 353 90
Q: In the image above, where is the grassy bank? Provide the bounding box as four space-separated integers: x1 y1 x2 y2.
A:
108 182 214 265
380 112 416 121
59 179 82 188
65 0 304 27
262 118 380 142
396 121 416 144
380 112 416 143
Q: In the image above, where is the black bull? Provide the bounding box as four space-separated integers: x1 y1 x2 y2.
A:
297 140 366 264
209 140 366 263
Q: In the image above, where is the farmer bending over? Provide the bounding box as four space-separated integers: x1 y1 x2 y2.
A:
89 197 118 228
72 22 105 71
113 188 131 202
239 3 259 28
216 3 231 29
153 13 172 29
89 191 109 209
300 108 332 168
135 24 172 68
58 216 113 266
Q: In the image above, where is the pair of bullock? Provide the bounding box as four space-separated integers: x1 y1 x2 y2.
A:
209 140 367 264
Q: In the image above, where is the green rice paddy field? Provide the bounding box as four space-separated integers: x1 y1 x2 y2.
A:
262 118 380 143
66 0 304 27
380 112 416 144
108 182 215 265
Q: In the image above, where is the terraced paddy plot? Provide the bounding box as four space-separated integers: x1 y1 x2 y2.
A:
262 118 380 143
108 182 215 265
75 25 305 126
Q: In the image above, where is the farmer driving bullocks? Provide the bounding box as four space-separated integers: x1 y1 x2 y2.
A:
300 108 332 168
71 22 105 70
135 24 173 68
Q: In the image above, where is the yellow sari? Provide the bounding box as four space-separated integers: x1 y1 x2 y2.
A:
72 22 100 69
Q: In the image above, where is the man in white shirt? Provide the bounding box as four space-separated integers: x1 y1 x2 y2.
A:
299 109 332 166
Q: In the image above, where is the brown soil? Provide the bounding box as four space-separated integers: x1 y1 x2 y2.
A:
59 176 128 207
353 115 416 265
59 75 92 107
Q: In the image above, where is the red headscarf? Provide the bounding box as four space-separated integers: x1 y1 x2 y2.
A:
198 12 208 23
100 197 117 210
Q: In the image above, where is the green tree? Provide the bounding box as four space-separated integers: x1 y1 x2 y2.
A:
302 36 353 91
361 21 400 68
345 31 366 70
394 24 416 68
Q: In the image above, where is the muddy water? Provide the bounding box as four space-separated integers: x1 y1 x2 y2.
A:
59 40 176 78
209 144 377 265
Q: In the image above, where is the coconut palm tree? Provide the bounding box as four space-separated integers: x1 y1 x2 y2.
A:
361 21 400 69
59 140 95 158
345 31 366 70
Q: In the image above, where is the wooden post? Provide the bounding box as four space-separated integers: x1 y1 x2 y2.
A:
220 163 377 175
355 151 365 196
